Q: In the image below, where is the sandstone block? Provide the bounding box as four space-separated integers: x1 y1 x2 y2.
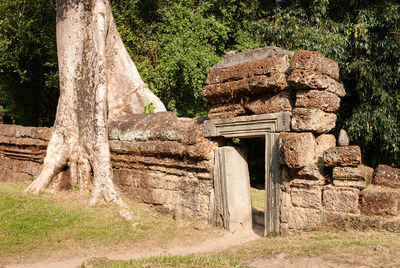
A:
323 186 360 214
244 90 294 115
333 180 366 189
333 165 374 183
315 134 336 163
360 191 400 216
323 146 362 167
211 46 293 70
291 108 336 134
279 132 315 168
374 165 400 189
288 50 340 80
295 90 340 112
205 55 290 85
287 69 345 97
202 73 288 103
291 187 322 209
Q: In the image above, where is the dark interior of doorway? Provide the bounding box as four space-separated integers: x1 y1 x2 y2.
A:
241 138 265 227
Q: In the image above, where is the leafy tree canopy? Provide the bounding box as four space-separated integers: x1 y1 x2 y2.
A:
0 0 399 167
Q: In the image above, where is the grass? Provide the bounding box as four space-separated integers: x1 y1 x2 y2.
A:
2 182 400 267
0 182 220 264
82 229 400 267
250 187 264 211
83 255 250 268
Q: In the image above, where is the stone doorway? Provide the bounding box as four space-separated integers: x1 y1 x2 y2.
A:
206 112 290 235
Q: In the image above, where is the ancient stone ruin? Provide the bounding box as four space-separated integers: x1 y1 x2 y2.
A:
1 46 399 235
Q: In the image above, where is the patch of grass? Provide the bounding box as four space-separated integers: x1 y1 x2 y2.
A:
250 187 264 211
0 182 220 264
83 229 400 267
83 255 250 268
217 228 400 261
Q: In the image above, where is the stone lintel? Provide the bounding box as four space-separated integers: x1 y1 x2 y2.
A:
204 112 291 138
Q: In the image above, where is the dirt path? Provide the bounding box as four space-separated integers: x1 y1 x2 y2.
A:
5 227 262 268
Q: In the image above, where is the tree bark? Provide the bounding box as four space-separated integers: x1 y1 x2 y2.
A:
25 0 166 209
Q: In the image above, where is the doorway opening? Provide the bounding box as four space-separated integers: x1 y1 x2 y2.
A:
241 138 265 227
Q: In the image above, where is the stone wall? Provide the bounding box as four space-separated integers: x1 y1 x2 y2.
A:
0 112 216 218
203 46 400 234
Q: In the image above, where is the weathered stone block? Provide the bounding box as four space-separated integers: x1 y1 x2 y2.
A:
202 73 288 103
360 191 400 216
208 103 246 119
315 134 336 163
323 146 362 167
109 112 204 145
291 187 322 209
279 132 315 168
288 50 340 80
333 165 374 184
287 207 324 231
244 90 294 115
211 46 293 70
323 186 360 214
291 108 337 134
295 164 326 181
287 69 345 97
280 190 292 223
295 90 340 112
374 165 400 189
333 180 366 189
205 55 290 85
290 178 325 188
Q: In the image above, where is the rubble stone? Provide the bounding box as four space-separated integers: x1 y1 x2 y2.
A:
295 90 340 112
360 191 400 216
291 108 337 134
279 132 315 168
287 69 345 96
323 146 362 167
374 165 400 189
288 50 340 80
323 186 360 214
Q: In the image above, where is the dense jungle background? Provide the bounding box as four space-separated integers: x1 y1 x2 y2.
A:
0 0 399 167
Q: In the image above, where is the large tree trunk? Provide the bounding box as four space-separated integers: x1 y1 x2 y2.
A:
25 0 166 211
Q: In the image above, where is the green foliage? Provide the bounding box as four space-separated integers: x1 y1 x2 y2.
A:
0 0 58 126
144 102 155 114
0 0 399 166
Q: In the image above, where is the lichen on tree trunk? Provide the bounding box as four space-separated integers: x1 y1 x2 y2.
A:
25 0 166 212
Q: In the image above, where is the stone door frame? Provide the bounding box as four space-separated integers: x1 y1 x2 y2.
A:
205 112 291 235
